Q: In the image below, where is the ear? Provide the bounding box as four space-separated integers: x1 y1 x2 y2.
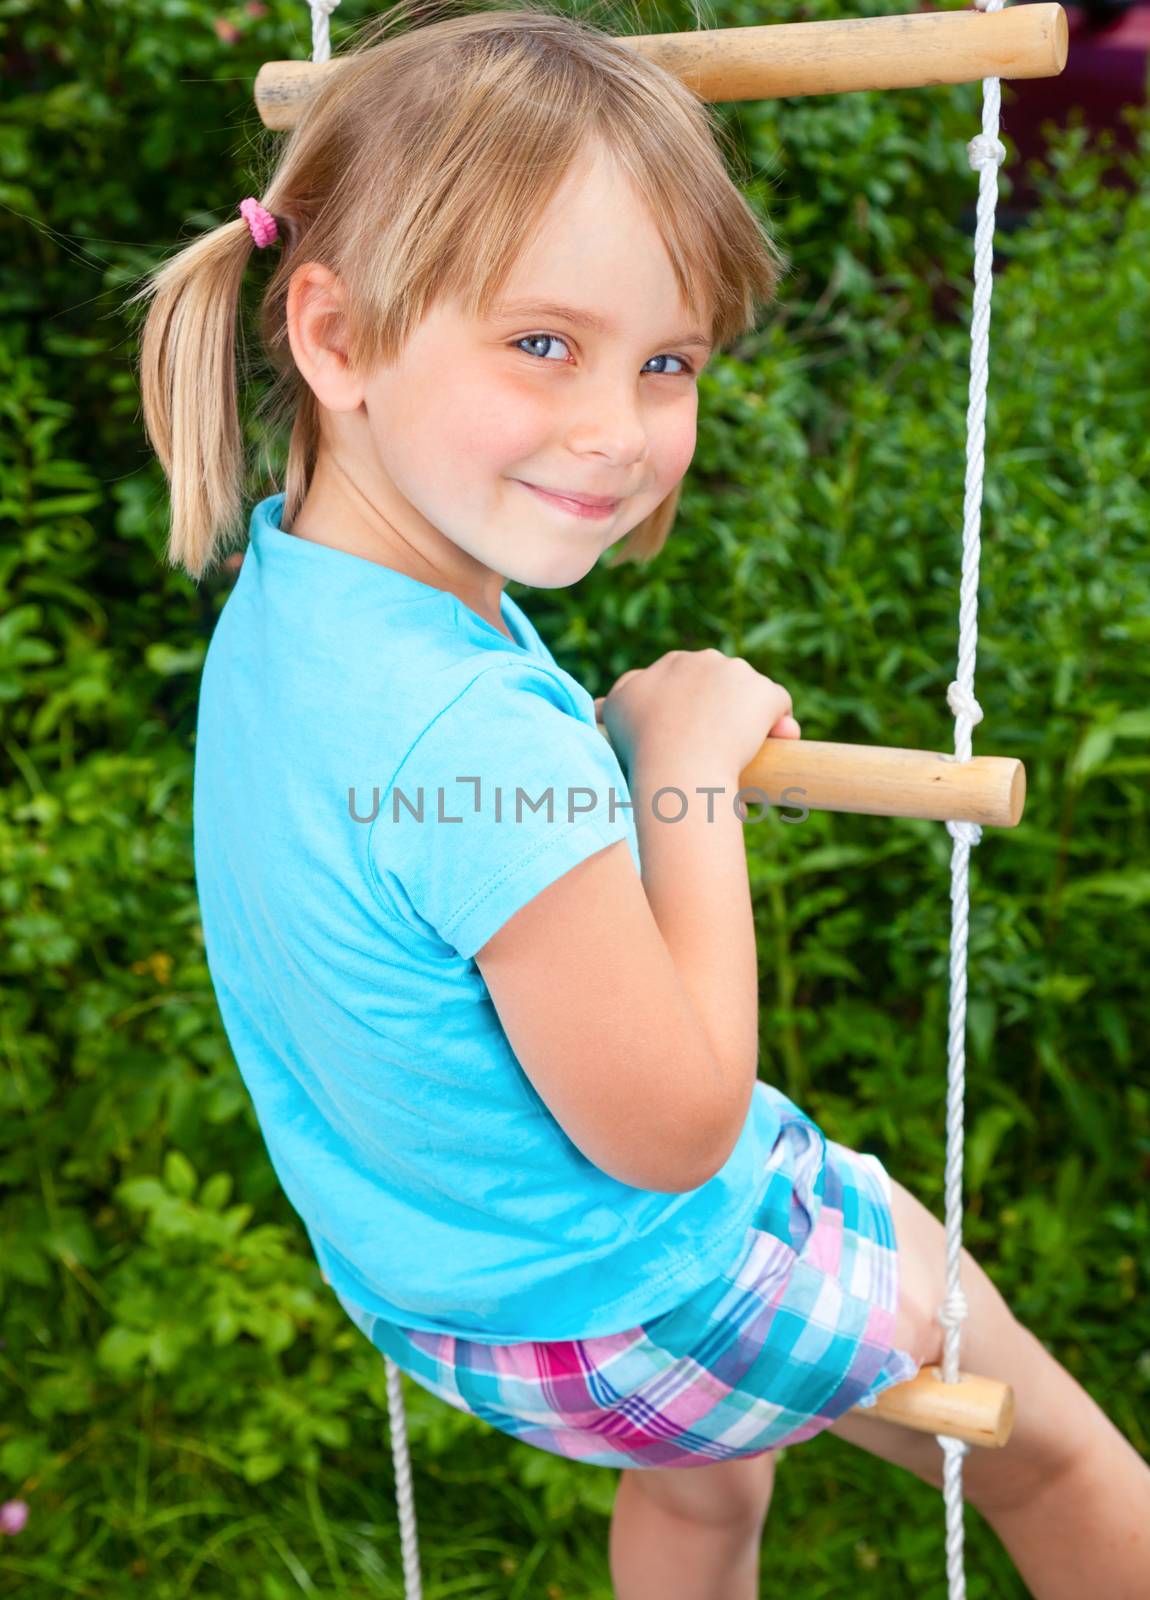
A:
285 262 364 414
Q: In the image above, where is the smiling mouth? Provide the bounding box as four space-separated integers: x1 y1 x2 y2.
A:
516 481 623 515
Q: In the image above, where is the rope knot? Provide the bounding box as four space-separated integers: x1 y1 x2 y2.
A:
967 133 1007 172
946 680 983 726
946 818 983 847
937 1288 969 1331
309 0 341 14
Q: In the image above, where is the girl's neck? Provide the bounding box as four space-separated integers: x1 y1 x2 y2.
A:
287 471 512 641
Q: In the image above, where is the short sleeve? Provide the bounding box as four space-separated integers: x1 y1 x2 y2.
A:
369 662 639 960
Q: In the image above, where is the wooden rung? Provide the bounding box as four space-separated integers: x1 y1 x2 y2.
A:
738 737 1025 828
253 5 1068 130
856 1367 1015 1449
595 727 1026 828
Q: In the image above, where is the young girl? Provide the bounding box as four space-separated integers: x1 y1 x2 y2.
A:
129 5 1150 1595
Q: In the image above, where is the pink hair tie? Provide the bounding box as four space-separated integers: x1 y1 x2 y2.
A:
238 197 279 249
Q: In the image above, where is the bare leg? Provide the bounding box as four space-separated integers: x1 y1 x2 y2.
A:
608 1451 776 1600
825 1174 1150 1598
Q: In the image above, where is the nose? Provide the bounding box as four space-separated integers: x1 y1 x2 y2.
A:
565 375 650 468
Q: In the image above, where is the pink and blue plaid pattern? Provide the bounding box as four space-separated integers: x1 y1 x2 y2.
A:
334 1082 921 1468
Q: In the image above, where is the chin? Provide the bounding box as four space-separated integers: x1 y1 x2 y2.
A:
517 551 603 590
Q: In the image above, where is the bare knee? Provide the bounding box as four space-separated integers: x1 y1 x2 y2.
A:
625 1452 777 1532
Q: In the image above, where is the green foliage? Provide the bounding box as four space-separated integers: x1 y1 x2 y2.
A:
2 0 1148 1594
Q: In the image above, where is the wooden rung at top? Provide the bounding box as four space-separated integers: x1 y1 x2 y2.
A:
254 5 1069 129
855 1367 1016 1449
595 726 1027 829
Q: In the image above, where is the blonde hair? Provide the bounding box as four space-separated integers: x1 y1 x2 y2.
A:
126 0 788 582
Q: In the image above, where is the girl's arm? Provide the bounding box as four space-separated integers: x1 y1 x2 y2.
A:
629 735 758 1167
474 742 755 1195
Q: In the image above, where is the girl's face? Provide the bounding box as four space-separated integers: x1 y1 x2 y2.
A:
289 142 713 616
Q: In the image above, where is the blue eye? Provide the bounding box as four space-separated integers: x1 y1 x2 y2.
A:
513 333 694 376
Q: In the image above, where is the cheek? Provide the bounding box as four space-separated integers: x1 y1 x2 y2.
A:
438 369 549 471
655 404 698 483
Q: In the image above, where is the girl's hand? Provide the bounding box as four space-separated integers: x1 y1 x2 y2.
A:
594 696 800 739
593 649 800 776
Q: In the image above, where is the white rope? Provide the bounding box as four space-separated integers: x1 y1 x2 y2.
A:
385 1349 423 1600
308 0 340 65
937 2 1007 1595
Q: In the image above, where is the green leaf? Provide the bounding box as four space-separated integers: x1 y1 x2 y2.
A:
199 1171 234 1210
115 1176 168 1212
163 1149 198 1199
0 1433 51 1480
96 1326 151 1376
144 641 206 676
967 1106 1018 1195
243 1453 286 1485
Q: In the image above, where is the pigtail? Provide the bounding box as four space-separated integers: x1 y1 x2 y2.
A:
125 213 261 583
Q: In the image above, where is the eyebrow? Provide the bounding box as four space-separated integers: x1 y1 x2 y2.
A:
492 298 714 354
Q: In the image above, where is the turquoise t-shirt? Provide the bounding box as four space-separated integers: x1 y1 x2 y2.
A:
192 492 781 1344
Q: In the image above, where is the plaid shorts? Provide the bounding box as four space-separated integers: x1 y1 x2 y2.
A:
334 1082 920 1468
